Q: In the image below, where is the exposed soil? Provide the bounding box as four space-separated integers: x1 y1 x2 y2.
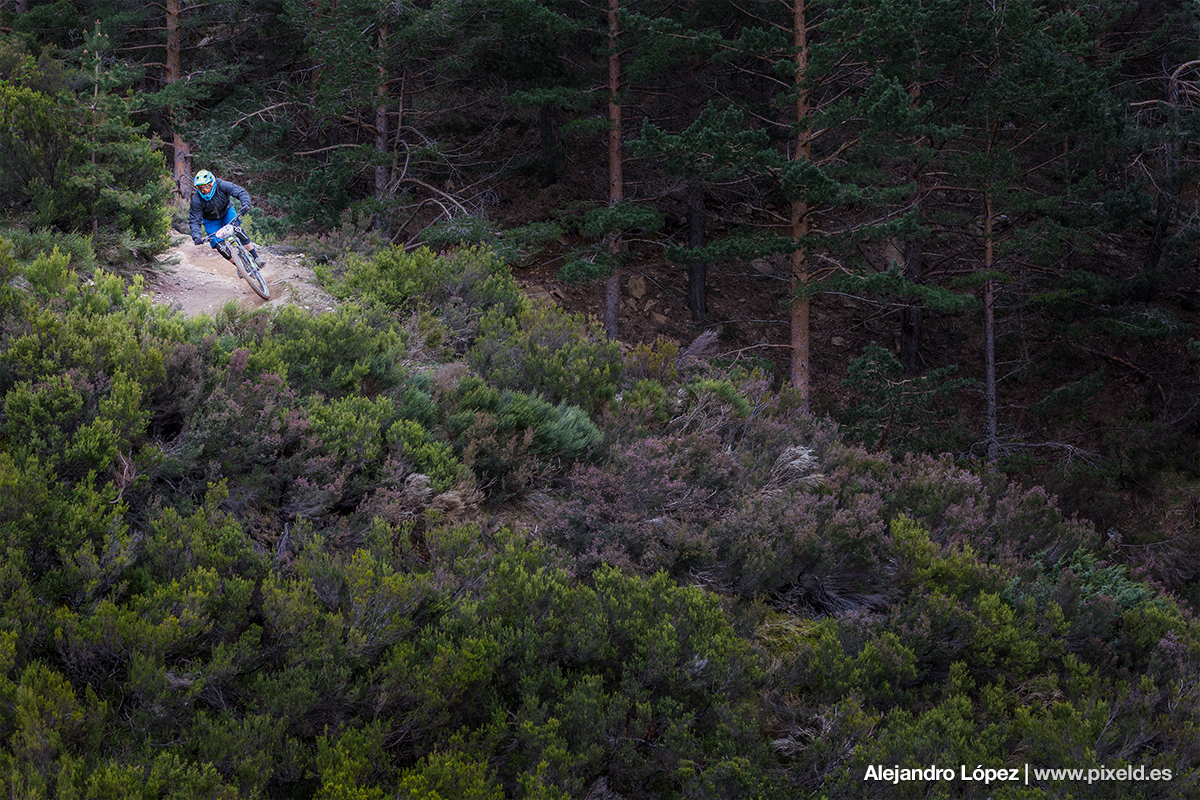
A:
147 235 336 317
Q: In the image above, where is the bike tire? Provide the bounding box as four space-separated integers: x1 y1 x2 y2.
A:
237 247 270 300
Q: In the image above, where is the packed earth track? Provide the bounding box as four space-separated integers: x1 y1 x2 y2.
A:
147 235 335 318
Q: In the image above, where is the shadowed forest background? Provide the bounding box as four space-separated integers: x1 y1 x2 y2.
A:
2 0 1200 797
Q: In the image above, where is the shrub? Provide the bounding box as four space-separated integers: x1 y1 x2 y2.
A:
248 304 409 397
421 214 563 268
622 336 680 384
838 341 971 455
0 83 171 260
468 303 622 412
1 227 96 272
318 245 525 350
714 478 893 613
547 433 738 578
444 382 602 502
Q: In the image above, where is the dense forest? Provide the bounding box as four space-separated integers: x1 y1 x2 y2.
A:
2 0 1200 797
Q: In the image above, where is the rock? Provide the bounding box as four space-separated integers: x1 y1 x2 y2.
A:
628 274 646 299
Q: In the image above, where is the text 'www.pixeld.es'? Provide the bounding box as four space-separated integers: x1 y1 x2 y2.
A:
863 764 1173 786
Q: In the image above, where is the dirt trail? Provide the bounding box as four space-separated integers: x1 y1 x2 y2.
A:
147 235 336 317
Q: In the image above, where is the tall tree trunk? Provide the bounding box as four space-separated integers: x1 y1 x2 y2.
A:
686 182 706 321
375 24 391 239
166 0 190 204
899 78 925 375
604 0 623 339
983 191 998 467
1144 61 1198 273
899 238 923 374
91 43 100 238
539 105 556 187
789 0 812 404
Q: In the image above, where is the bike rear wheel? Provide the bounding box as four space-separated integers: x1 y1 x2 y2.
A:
237 247 270 300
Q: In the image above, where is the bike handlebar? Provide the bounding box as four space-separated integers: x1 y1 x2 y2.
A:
198 217 244 244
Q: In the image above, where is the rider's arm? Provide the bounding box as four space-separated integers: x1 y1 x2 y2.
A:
188 195 204 244
226 180 253 215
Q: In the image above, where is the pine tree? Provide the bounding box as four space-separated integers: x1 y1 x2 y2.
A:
918 0 1121 464
0 32 170 258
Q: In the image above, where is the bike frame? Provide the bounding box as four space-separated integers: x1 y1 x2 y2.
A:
201 219 270 300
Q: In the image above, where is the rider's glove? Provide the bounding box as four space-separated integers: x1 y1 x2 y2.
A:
193 237 202 245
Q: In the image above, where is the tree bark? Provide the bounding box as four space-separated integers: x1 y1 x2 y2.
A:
166 0 190 204
375 23 391 239
789 0 812 405
539 105 556 187
604 0 623 339
686 182 706 321
899 77 925 375
983 191 998 467
899 239 923 374
1144 61 1199 273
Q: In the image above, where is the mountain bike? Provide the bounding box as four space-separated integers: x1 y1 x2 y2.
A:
201 218 270 300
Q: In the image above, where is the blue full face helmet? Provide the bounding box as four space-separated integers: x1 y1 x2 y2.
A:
193 170 216 201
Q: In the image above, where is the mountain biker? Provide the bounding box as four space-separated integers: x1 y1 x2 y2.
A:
188 170 266 271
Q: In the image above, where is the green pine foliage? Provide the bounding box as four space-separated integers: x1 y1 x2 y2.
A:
0 38 171 265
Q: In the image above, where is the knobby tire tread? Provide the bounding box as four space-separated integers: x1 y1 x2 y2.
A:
237 247 270 300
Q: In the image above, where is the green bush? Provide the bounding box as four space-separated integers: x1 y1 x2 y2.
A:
1 227 96 272
468 303 622 412
443 377 602 501
318 245 525 350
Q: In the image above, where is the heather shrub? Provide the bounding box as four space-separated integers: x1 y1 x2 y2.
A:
879 453 989 541
468 303 622 412
713 459 894 612
155 349 335 515
725 394 843 488
937 481 1098 568
548 433 739 578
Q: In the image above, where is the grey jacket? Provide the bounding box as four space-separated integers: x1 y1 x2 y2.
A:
189 178 252 243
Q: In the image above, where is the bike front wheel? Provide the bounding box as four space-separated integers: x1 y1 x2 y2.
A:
237 247 270 300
